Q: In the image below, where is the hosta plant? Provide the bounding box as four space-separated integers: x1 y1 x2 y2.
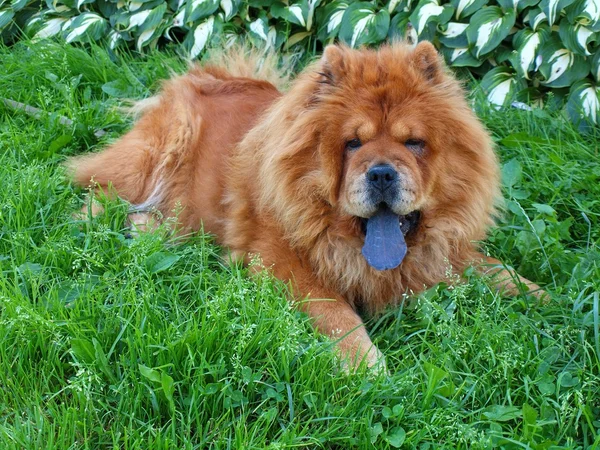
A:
0 0 598 130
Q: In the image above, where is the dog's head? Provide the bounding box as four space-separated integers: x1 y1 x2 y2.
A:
303 42 500 269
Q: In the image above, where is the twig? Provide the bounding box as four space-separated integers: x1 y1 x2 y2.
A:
1 97 107 138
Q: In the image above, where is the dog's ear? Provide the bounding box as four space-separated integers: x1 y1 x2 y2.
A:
412 41 443 83
318 45 346 86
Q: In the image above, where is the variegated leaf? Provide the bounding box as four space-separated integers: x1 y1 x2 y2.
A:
510 27 549 78
339 2 390 48
184 15 215 58
567 79 599 129
559 18 597 55
306 0 322 31
466 6 516 58
496 0 540 12
248 16 268 42
440 45 483 66
133 3 166 34
107 29 123 49
526 7 547 30
271 1 309 28
316 0 348 41
0 9 14 31
219 0 240 21
539 0 576 26
64 12 107 42
185 0 218 24
450 0 486 20
387 0 404 13
567 0 600 31
388 10 411 41
538 36 590 87
409 0 453 37
438 21 468 48
481 66 525 107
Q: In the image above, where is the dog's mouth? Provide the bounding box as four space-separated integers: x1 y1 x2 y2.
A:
359 207 421 271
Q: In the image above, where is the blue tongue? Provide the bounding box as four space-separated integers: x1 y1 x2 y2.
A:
361 207 407 271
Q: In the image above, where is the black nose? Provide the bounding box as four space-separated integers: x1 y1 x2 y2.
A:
366 164 398 192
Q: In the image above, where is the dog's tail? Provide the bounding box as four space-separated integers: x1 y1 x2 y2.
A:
203 42 291 91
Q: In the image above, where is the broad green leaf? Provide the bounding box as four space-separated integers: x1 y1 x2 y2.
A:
387 9 411 40
387 0 405 13
483 405 523 421
386 427 407 448
185 0 218 24
284 30 312 49
316 0 348 41
567 79 599 127
539 0 576 26
538 36 590 87
440 45 483 66
71 338 95 364
409 0 453 37
592 48 600 81
339 3 390 48
567 0 600 31
450 0 487 20
161 371 175 404
64 12 107 42
139 364 161 383
467 6 516 58
0 9 15 31
481 66 524 107
143 251 181 274
438 21 468 48
34 17 68 39
11 0 29 12
510 27 549 78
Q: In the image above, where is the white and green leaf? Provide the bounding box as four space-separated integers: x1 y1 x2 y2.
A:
184 15 215 58
316 0 348 41
538 36 590 87
496 0 540 13
567 0 600 31
566 79 599 128
510 27 549 78
248 15 268 42
64 12 107 42
271 1 309 28
525 7 547 30
539 0 576 26
440 45 483 66
11 0 29 12
409 0 453 36
467 6 516 58
481 66 525 107
219 0 240 21
558 18 597 55
438 21 468 48
339 2 390 48
450 0 486 20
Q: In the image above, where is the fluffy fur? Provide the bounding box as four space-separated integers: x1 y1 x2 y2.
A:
67 42 544 369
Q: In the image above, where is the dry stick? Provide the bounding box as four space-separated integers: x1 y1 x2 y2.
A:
1 97 107 138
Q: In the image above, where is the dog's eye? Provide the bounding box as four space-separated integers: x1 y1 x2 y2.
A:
405 139 425 154
346 138 362 151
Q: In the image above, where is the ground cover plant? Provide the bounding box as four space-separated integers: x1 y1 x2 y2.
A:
0 40 599 448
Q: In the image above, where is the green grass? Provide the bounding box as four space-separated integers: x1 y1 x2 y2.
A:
0 40 599 449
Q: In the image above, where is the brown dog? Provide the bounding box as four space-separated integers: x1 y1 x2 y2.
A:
67 42 544 369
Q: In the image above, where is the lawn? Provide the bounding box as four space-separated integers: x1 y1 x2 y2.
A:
0 40 599 449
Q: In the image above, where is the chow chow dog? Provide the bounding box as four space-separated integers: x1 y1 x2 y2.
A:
67 41 544 369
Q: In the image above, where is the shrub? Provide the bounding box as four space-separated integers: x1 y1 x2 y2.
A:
0 0 598 130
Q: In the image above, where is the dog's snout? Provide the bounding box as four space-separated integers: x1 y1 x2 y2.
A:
366 164 398 191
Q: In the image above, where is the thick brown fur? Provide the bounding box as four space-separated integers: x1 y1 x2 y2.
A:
67 42 544 369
